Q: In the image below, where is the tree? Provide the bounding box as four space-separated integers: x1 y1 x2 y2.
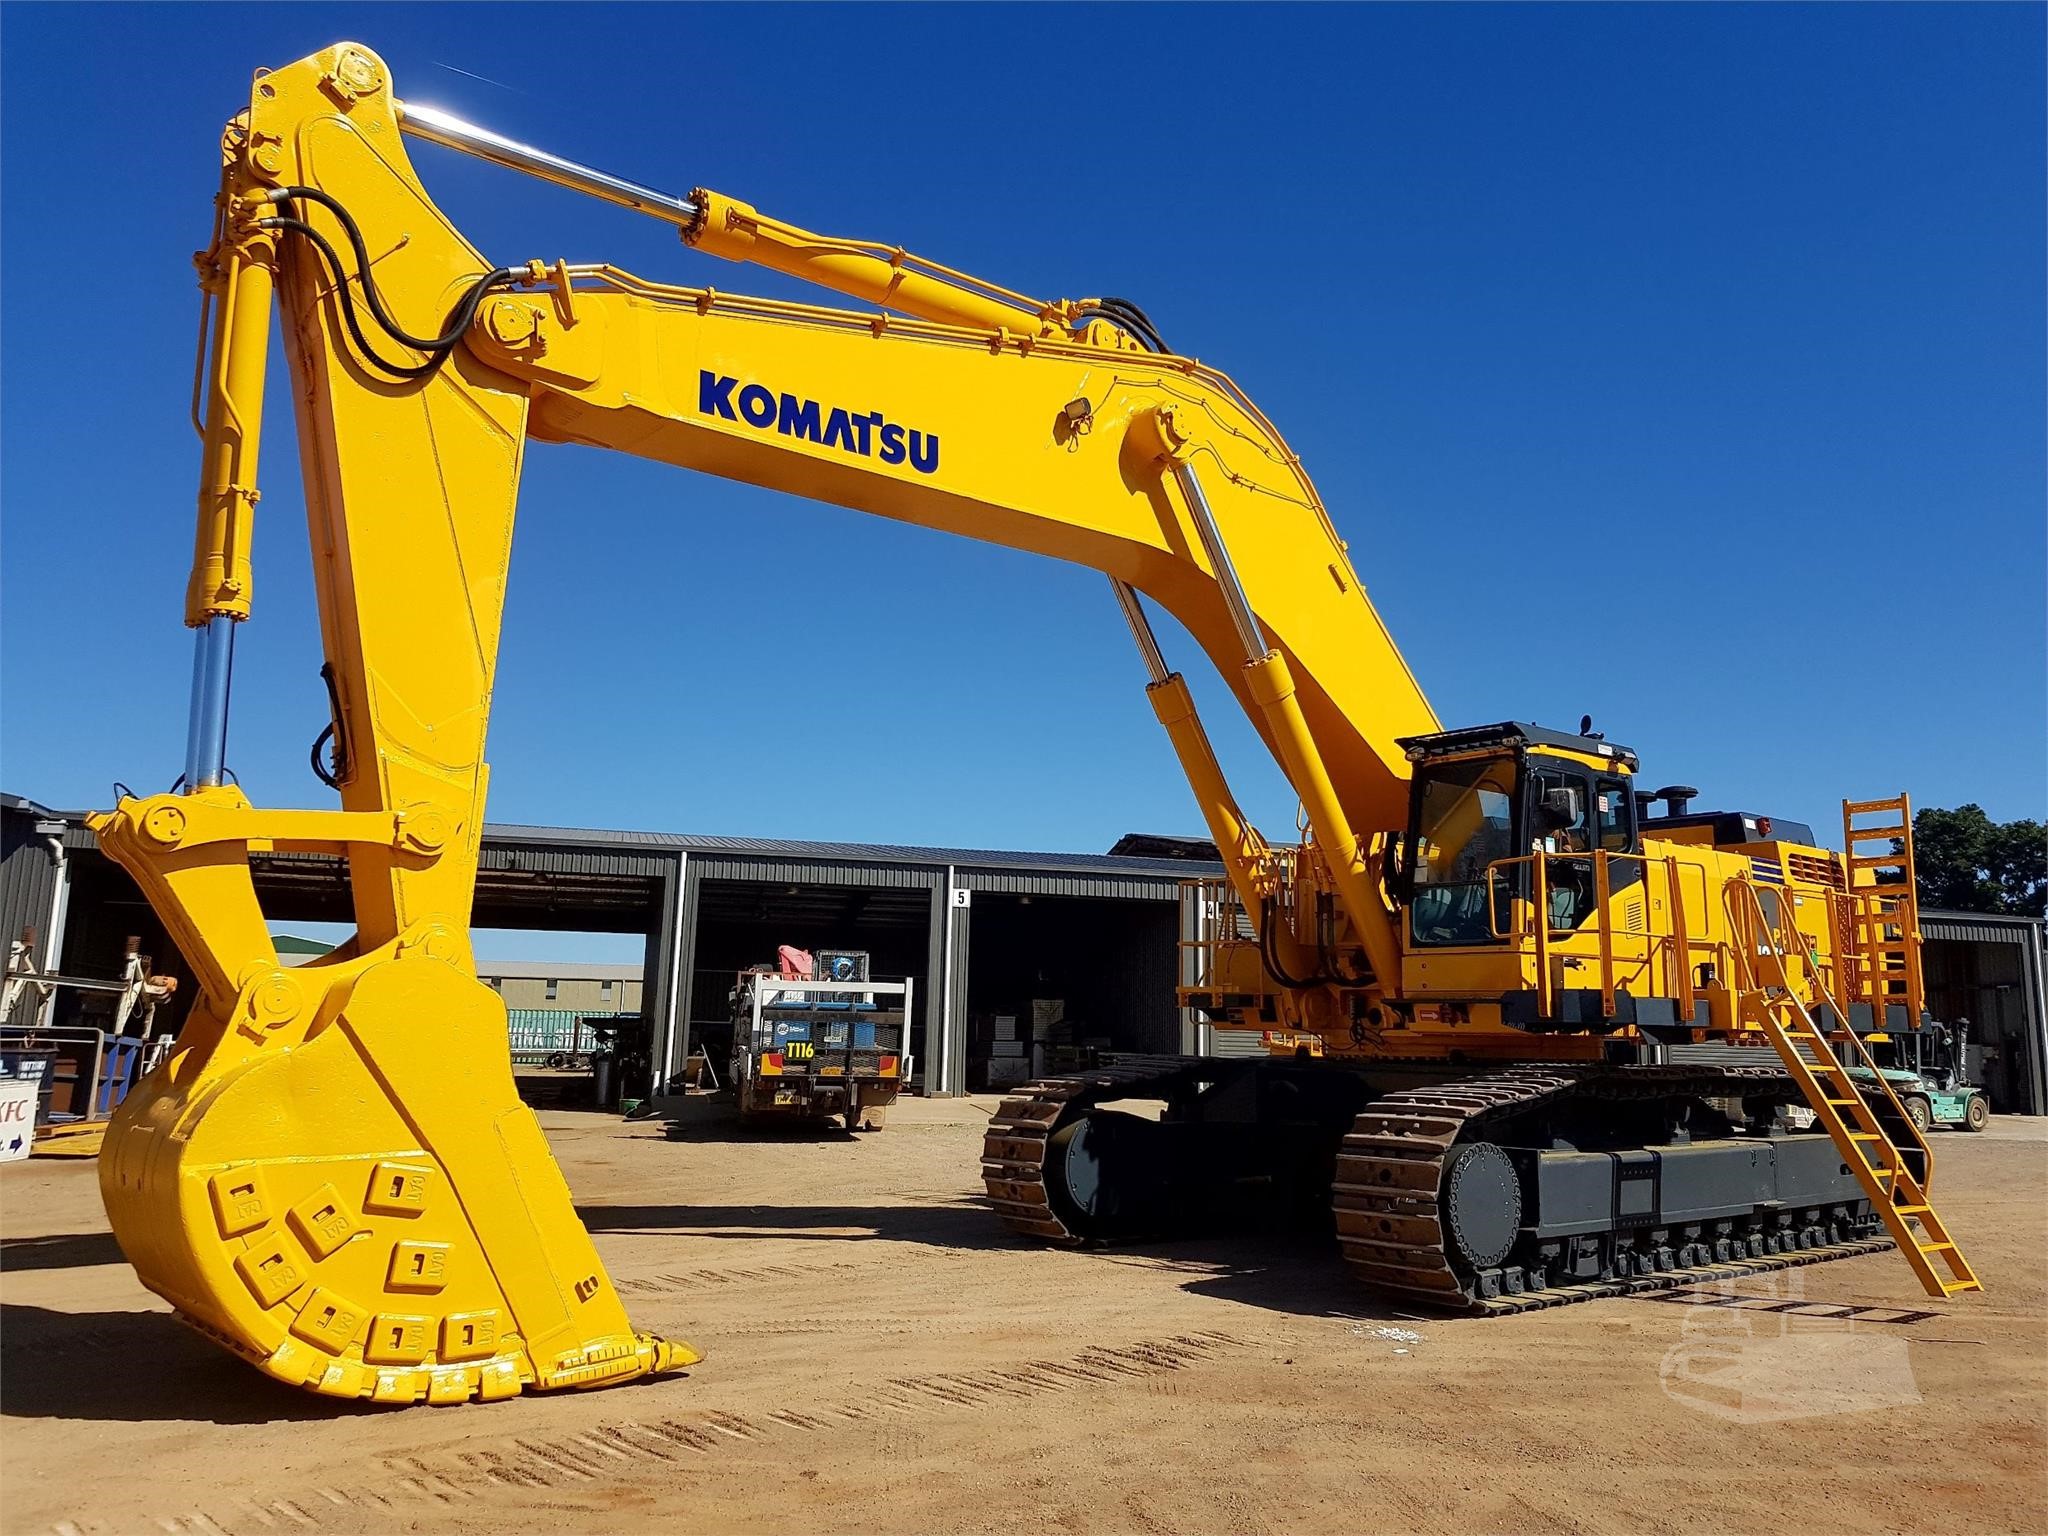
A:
1909 804 2046 916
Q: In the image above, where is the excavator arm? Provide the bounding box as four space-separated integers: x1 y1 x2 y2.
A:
90 42 1435 1406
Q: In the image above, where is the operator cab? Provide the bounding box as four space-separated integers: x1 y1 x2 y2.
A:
1395 722 1642 947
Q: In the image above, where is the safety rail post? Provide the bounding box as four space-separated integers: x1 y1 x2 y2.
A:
1592 851 1616 1018
1492 851 1681 1025
1177 878 1230 996
1665 855 1696 1022
1484 854 1517 939
1835 884 1867 1015
1826 885 1855 1009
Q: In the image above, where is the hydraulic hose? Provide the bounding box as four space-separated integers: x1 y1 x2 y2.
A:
258 189 516 380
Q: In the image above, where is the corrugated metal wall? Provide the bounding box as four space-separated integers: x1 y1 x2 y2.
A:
482 843 673 879
0 804 63 963
1097 901 1180 1055
958 870 1185 902
686 855 939 889
1924 914 2035 946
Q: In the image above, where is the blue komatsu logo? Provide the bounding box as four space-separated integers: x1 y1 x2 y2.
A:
698 371 940 475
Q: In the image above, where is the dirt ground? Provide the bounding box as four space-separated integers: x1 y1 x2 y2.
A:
3 1097 2043 1536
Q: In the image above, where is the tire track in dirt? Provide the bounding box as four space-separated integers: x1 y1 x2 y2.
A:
611 1259 869 1294
706 1316 1021 1337
66 1332 1253 1536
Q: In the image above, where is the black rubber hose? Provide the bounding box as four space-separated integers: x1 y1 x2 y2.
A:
309 723 341 790
310 661 348 789
259 213 515 380
274 185 494 352
259 214 453 377
1257 898 1324 990
1096 296 1170 353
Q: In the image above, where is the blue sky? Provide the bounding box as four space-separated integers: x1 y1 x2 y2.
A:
4 3 2042 951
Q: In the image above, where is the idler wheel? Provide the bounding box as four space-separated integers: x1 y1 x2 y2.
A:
1049 1115 1108 1218
1443 1142 1522 1270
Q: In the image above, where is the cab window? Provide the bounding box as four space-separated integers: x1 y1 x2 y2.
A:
1595 779 1635 853
1409 757 1517 946
1528 766 1591 855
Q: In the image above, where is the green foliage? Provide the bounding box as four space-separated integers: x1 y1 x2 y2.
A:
1910 804 2046 916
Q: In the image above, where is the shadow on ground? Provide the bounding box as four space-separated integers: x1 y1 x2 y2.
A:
1084 1229 1421 1323
0 1231 126 1273
579 1194 1429 1323
577 1196 1012 1250
657 1120 865 1146
0 1304 374 1424
648 1095 873 1144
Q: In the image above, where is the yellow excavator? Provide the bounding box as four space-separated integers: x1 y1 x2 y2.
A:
92 42 1978 1408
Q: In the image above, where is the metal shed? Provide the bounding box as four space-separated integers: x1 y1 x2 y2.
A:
480 824 1219 1098
0 794 1221 1098
1922 909 2048 1116
0 794 82 1001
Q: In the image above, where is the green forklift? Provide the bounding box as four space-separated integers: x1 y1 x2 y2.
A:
1852 1019 1992 1134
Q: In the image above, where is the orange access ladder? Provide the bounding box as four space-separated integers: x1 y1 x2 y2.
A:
1725 876 1980 1298
1840 795 1927 1025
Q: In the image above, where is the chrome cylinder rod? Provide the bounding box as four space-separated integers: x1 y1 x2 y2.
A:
183 615 237 790
397 101 699 226
1174 464 1267 663
1109 578 1171 685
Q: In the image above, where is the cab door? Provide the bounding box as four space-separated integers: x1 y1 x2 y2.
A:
1525 761 1642 932
1405 755 1519 946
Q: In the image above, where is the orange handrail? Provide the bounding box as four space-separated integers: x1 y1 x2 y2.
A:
1665 854 1697 1021
1485 849 1666 1022
1723 877 1936 1186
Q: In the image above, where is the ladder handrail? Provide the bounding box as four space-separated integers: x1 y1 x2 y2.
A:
1841 792 1928 1023
1722 878 1978 1297
1724 878 1935 1184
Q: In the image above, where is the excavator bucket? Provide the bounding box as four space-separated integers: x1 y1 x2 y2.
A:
92 801 695 1405
83 41 699 1405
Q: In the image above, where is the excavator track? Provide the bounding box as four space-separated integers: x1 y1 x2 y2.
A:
982 1063 1181 1244
1333 1065 1895 1316
986 1060 1896 1317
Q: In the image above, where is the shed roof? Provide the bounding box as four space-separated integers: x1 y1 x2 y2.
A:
481 820 1222 878
1923 909 2047 944
6 790 1225 880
